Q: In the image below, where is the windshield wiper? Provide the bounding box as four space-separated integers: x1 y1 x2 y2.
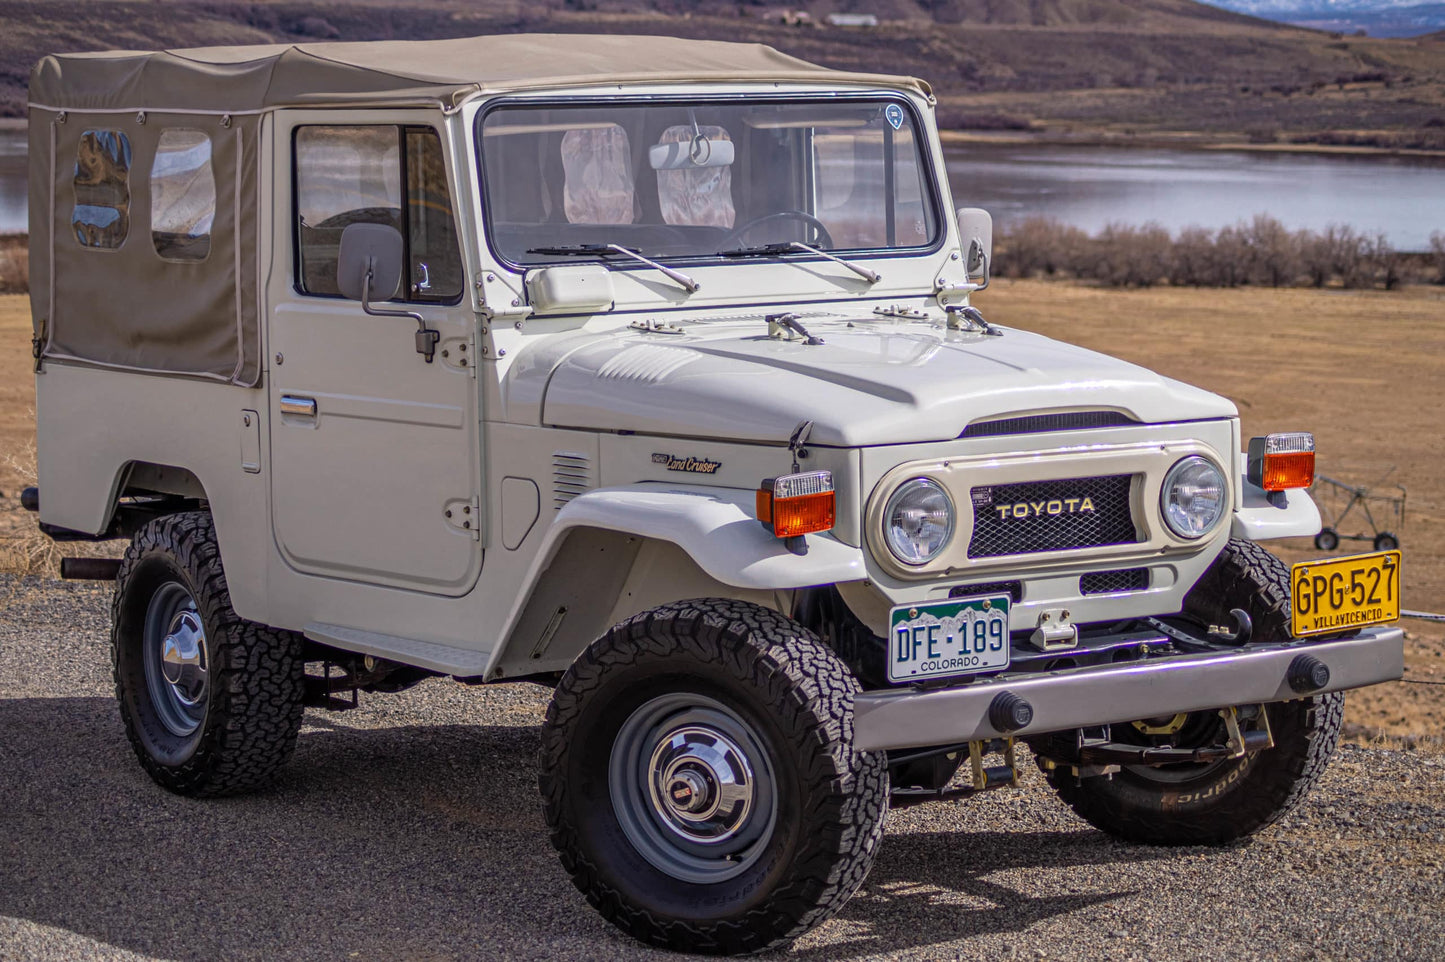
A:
716 241 880 285
525 243 699 294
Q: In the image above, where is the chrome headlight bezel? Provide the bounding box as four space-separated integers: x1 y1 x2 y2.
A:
1160 455 1228 540
882 477 956 566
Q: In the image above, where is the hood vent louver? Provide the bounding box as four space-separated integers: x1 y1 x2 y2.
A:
552 452 592 508
961 411 1137 439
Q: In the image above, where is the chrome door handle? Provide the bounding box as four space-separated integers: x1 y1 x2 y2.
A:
280 395 317 418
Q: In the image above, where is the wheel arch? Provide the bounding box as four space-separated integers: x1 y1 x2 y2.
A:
483 484 867 681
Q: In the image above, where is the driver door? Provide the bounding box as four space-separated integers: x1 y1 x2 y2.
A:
267 113 481 595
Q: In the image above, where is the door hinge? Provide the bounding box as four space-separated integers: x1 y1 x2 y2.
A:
444 496 481 540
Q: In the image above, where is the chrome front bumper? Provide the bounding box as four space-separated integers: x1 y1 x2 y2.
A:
852 627 1405 752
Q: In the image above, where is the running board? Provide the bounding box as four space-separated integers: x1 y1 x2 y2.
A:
853 627 1404 753
303 623 488 677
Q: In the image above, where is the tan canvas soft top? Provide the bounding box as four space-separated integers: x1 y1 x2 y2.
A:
28 34 927 387
29 33 929 113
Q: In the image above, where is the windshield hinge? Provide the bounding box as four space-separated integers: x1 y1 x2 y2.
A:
32 316 47 373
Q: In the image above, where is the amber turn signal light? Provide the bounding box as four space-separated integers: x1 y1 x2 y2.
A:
1247 433 1315 491
757 470 836 538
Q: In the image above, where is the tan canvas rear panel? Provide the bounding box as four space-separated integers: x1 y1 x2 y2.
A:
34 110 259 384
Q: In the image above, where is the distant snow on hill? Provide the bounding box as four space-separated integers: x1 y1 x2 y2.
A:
1201 0 1445 36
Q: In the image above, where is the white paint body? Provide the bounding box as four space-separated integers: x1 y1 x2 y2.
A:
32 82 1319 680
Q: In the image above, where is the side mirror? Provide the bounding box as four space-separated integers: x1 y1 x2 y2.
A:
336 222 440 363
337 222 404 302
956 207 993 289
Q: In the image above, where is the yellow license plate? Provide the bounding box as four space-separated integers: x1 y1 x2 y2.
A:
1290 551 1401 637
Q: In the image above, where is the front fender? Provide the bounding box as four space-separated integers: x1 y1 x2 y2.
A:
1231 475 1321 541
541 483 866 590
482 483 866 680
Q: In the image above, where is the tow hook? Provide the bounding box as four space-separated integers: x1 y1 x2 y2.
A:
1208 608 1253 645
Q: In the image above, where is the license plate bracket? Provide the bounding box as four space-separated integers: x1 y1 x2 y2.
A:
1290 550 1401 637
888 594 1011 684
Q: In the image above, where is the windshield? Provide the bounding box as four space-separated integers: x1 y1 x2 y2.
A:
478 97 940 266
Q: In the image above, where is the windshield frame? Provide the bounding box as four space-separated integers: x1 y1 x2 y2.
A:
472 90 947 275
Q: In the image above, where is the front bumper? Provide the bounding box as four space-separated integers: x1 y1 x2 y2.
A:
852 627 1404 752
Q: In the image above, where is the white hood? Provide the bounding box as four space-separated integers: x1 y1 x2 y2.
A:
522 316 1236 446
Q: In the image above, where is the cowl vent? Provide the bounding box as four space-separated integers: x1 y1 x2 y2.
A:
961 411 1136 439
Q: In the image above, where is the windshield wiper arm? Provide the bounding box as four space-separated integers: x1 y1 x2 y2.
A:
525 243 699 294
716 241 880 285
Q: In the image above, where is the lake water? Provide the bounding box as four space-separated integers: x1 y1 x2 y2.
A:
4 130 1443 249
945 143 1445 251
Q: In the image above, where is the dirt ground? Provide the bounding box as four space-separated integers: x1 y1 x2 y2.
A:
1 283 1441 745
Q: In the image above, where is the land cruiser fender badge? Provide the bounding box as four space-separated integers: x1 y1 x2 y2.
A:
884 104 904 130
652 453 722 475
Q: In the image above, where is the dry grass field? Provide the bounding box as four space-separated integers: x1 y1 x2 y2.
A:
1 283 1440 745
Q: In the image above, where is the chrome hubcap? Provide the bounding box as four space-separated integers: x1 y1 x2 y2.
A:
648 725 755 843
142 582 208 737
610 694 778 884
160 610 207 705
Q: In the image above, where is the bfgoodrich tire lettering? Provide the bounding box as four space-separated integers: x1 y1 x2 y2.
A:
539 599 888 954
112 512 306 797
1046 539 1345 845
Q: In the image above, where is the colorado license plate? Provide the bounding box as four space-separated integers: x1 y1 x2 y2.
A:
1290 550 1401 637
888 595 1011 684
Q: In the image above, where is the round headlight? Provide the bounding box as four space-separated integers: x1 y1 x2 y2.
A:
884 478 955 565
1161 456 1227 540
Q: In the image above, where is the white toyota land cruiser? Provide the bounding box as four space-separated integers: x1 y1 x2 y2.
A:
25 33 1403 954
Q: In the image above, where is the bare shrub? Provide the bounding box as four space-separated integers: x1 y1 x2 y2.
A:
996 217 1088 278
1212 224 1251 287
1363 232 1405 290
1430 231 1445 284
1089 222 1171 287
1169 226 1216 286
1245 214 1300 288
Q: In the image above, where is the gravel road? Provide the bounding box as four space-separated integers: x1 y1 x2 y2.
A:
2 575 1442 962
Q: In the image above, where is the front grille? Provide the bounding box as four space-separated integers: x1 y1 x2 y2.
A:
1080 568 1150 595
949 580 1023 602
969 475 1139 558
960 411 1136 439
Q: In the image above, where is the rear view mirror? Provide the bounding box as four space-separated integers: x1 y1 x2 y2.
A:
337 222 404 302
336 222 440 363
956 207 993 289
649 137 735 171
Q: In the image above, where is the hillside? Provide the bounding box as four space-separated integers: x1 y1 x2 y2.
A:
2 0 1444 146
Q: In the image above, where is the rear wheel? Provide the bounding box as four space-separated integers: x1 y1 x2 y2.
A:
112 512 306 797
1046 539 1344 844
540 599 888 954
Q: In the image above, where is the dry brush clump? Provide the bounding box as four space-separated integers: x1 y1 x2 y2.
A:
996 215 1432 290
0 233 27 294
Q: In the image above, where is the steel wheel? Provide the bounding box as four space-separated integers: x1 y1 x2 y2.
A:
141 581 208 737
609 693 778 884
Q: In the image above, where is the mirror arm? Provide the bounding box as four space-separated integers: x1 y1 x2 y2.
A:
360 262 440 363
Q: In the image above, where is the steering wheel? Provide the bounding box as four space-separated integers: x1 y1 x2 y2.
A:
720 210 834 250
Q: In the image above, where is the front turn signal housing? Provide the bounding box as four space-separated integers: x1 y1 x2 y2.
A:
757 470 835 538
1248 432 1315 491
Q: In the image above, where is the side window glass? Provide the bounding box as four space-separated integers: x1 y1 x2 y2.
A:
656 124 735 229
295 125 463 301
73 129 131 250
296 126 402 296
151 129 215 261
404 127 464 301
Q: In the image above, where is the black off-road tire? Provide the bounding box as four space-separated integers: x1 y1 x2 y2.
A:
1046 539 1345 845
539 599 889 955
112 512 306 797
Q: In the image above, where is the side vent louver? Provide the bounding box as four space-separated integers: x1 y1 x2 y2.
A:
552 452 591 508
